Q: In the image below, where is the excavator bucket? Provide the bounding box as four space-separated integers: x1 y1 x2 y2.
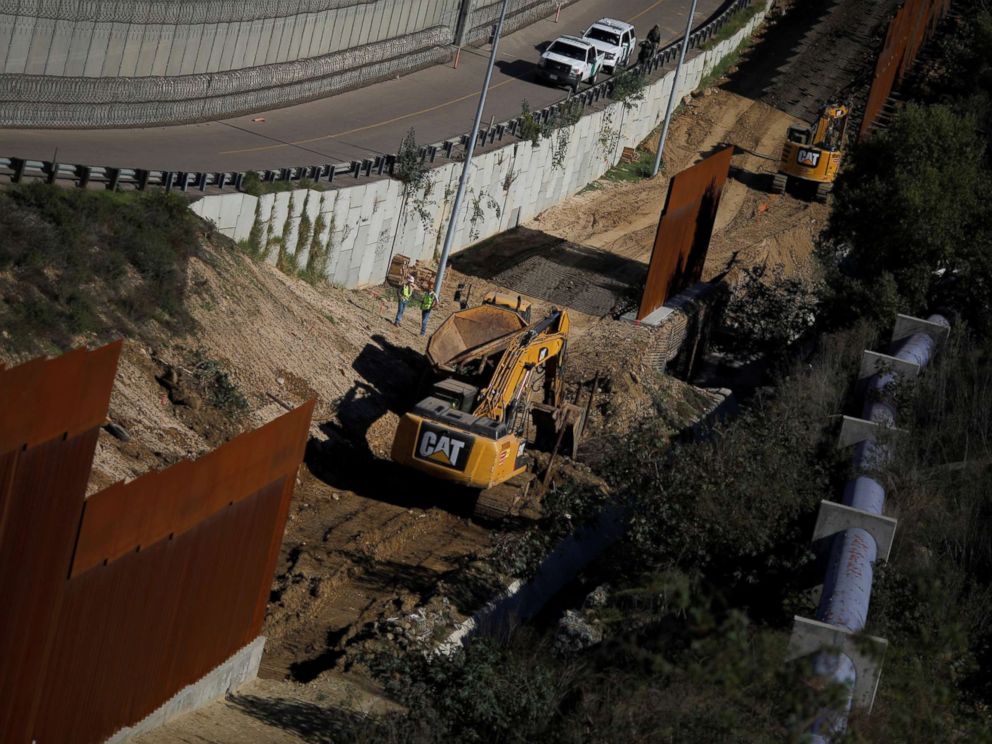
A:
427 305 526 373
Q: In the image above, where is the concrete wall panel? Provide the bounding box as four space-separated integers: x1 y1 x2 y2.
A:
149 25 170 76
42 18 72 75
179 24 204 75
25 16 55 74
0 14 17 69
272 16 291 63
132 24 157 75
218 21 241 70
93 22 122 76
298 13 317 59
118 24 143 76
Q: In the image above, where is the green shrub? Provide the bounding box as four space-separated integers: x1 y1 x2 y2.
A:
609 326 869 591
0 184 198 354
608 70 646 108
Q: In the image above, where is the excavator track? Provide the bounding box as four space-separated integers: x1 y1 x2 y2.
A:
473 472 539 520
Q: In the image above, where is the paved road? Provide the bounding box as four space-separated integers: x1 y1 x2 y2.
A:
0 0 722 171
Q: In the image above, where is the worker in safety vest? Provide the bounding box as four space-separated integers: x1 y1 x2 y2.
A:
420 290 439 336
395 275 415 326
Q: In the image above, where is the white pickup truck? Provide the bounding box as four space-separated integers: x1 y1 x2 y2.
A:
582 18 636 74
536 35 604 93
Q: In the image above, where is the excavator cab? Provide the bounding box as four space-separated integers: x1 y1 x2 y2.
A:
786 124 811 145
772 100 850 202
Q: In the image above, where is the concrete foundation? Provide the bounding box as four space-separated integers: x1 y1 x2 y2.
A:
891 313 951 346
858 350 922 383
811 500 898 561
104 636 266 743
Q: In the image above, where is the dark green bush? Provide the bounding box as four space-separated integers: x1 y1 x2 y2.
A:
0 184 198 354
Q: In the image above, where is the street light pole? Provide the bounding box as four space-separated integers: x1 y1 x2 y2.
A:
432 0 510 297
651 0 698 178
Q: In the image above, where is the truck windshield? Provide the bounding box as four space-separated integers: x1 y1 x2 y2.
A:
548 42 586 61
585 28 620 45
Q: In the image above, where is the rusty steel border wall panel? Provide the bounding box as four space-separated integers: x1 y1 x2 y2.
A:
859 0 951 140
0 338 313 744
33 399 314 744
72 398 315 576
35 480 288 744
0 343 121 744
637 146 734 321
0 340 121 454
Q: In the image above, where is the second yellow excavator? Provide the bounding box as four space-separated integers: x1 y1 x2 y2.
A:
391 300 583 518
771 100 850 202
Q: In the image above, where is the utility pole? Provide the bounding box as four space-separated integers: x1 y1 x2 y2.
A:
651 0 698 178
433 0 510 297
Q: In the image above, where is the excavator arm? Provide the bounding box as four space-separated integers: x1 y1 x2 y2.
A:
471 309 569 422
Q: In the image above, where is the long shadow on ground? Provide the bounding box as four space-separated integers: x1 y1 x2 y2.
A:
228 694 382 743
451 226 646 317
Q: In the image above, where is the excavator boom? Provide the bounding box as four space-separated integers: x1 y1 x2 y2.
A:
473 309 568 421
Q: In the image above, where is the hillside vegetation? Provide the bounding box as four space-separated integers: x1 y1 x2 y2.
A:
0 185 200 356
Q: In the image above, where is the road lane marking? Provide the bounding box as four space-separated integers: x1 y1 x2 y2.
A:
630 0 672 22
220 78 516 155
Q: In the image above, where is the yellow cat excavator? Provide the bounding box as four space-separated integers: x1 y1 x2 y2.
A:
771 101 850 202
391 301 583 518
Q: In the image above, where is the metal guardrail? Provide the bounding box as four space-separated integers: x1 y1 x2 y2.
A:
0 0 752 194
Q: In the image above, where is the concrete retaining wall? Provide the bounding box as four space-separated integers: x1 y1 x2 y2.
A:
191 6 766 288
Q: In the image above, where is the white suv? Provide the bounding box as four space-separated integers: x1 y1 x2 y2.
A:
537 35 604 93
582 18 636 74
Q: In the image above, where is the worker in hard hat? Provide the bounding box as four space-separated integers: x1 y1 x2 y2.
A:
419 289 439 336
395 274 415 326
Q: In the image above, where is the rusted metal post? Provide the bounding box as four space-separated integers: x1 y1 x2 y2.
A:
543 371 598 486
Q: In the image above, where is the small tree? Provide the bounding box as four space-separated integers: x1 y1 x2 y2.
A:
518 100 545 146
242 200 265 259
295 193 312 264
395 127 427 189
608 70 646 108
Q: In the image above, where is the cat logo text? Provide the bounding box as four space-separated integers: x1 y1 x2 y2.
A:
796 148 821 168
415 423 474 471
